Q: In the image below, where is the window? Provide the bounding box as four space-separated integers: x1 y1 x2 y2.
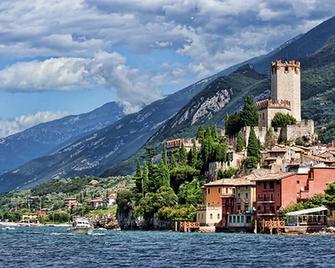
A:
263 182 267 189
270 193 274 201
210 214 213 219
269 181 274 189
237 216 240 223
285 66 289 72
217 214 220 219
218 188 221 194
297 180 300 184
233 216 236 223
264 193 267 201
245 193 249 200
237 193 240 198
226 188 229 194
257 194 261 200
208 188 210 194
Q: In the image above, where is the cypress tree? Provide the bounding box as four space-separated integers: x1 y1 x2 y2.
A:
179 143 187 166
142 162 149 195
247 127 261 161
134 160 143 194
211 126 217 139
236 131 245 152
240 96 259 127
196 126 205 143
162 143 168 166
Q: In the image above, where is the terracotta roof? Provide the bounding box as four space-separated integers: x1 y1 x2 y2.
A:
204 178 255 187
250 172 295 181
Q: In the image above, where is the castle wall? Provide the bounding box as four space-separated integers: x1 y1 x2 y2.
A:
281 120 315 142
258 107 292 128
271 61 301 121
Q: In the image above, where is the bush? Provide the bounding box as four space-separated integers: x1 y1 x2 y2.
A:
218 167 238 178
271 113 297 128
244 157 258 170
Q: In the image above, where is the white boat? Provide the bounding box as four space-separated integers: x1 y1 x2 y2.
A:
69 217 94 235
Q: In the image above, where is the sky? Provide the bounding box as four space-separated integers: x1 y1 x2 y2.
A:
0 0 334 137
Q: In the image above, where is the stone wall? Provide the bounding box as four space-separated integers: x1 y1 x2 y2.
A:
282 120 315 142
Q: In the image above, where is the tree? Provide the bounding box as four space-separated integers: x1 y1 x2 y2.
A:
144 146 157 164
178 178 203 205
247 127 261 161
240 96 259 127
142 163 149 194
218 167 238 178
179 144 187 166
211 126 217 139
225 112 243 136
196 126 205 143
161 143 168 167
325 182 335 210
271 113 297 128
264 128 277 148
236 131 245 152
134 160 142 194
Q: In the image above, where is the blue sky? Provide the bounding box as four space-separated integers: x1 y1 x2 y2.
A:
0 0 334 137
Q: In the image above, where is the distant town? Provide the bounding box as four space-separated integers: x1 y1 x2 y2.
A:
1 60 335 235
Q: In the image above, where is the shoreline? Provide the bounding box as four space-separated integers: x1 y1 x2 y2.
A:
0 222 70 228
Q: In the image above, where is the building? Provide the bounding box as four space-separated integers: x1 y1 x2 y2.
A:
253 167 335 219
65 197 77 210
90 199 104 209
105 193 117 207
21 213 39 224
258 60 301 128
197 178 256 227
165 138 200 161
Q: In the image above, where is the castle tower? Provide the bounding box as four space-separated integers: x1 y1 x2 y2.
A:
271 60 301 121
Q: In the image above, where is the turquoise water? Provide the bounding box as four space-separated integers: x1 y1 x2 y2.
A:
1 227 335 267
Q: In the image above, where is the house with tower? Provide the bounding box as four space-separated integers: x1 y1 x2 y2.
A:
244 60 316 145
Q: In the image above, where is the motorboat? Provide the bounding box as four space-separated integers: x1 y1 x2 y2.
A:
69 217 93 235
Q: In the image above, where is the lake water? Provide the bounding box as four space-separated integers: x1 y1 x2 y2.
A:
1 227 335 267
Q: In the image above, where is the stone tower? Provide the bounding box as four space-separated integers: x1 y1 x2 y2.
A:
271 60 301 121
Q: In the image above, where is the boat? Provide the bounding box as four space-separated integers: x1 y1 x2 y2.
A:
69 217 94 235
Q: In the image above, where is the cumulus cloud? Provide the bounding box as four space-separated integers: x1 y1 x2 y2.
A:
0 51 162 112
0 111 68 138
0 0 333 100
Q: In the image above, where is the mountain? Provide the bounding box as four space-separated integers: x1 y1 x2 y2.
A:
0 102 125 174
105 22 335 176
2 16 335 192
0 77 214 192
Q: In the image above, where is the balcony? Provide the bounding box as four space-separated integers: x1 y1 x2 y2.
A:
256 198 275 204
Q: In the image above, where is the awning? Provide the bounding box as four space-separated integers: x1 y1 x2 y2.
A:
286 206 328 216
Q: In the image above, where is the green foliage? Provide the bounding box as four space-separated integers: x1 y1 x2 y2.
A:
177 178 203 205
225 112 242 136
264 128 277 148
157 205 197 221
218 167 238 178
147 164 170 192
178 144 187 166
244 156 258 170
162 143 168 167
48 210 70 223
32 177 92 196
116 189 134 212
170 165 200 193
271 113 297 128
196 126 205 143
225 96 258 136
236 131 245 152
136 186 178 217
247 127 261 161
240 96 259 127
325 182 335 210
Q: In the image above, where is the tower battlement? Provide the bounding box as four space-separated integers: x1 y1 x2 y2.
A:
256 99 291 110
271 59 301 121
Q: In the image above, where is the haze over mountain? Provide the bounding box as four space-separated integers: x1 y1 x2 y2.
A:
1 16 335 193
0 102 124 174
